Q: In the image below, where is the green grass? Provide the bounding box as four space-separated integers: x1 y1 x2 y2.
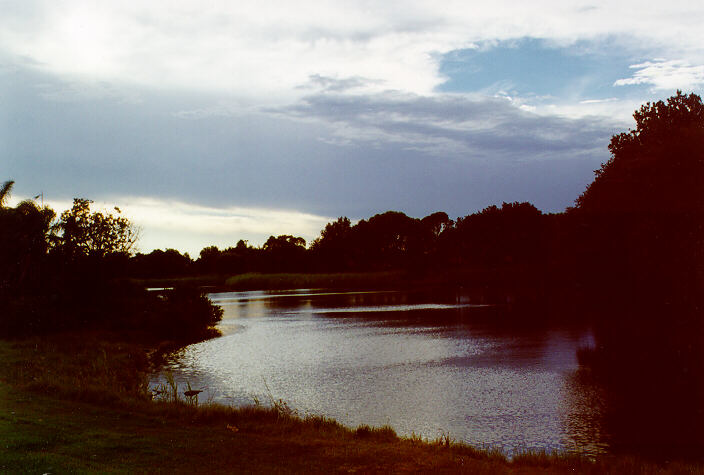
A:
1 335 702 473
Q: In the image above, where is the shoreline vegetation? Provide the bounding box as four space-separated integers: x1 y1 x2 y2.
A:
1 335 701 473
130 270 408 291
133 268 548 297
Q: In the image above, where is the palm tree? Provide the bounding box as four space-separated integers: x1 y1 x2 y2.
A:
0 180 14 208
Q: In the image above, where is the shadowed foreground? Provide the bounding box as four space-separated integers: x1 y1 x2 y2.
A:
1 336 700 474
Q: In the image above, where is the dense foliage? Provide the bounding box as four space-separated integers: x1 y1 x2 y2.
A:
0 189 221 340
569 93 704 458
56 198 138 259
571 91 704 311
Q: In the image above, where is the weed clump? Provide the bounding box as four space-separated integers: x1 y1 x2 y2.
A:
354 424 398 442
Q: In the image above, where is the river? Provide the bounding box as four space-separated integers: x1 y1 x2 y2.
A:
152 289 614 457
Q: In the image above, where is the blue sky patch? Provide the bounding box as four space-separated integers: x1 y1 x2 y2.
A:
437 38 649 101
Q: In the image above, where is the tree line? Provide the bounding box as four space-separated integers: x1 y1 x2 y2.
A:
130 203 556 277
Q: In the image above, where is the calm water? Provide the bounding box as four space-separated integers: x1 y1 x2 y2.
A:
155 289 608 456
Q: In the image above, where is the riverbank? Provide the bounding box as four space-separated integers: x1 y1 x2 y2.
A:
130 271 410 291
131 267 549 296
0 334 699 473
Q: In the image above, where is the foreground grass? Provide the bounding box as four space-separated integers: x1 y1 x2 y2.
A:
0 335 701 473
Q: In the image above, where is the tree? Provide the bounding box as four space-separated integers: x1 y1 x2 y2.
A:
263 235 306 251
448 202 544 267
56 198 139 258
570 93 704 453
576 90 704 215
311 217 354 271
420 212 452 239
572 91 704 308
0 185 55 292
262 235 307 272
130 248 192 277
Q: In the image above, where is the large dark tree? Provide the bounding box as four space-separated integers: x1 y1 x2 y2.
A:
572 92 704 457
573 91 704 310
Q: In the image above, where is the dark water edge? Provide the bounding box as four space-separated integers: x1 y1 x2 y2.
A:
578 306 704 463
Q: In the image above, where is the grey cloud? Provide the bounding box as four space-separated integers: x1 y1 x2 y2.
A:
3 63 614 226
274 91 620 161
301 74 383 93
33 80 143 104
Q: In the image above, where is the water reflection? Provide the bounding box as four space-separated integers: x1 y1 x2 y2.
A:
156 289 604 457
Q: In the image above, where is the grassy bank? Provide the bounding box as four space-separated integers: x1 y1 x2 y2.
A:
1 335 700 473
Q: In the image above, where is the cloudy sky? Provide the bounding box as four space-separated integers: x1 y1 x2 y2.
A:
2 1 703 255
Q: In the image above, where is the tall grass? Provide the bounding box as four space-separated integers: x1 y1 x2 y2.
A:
3 333 151 404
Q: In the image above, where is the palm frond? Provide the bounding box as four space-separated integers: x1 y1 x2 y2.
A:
0 180 15 207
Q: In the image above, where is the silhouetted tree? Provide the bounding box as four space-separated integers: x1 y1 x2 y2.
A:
130 248 192 277
573 91 704 310
446 202 545 267
55 198 138 259
352 211 422 269
572 92 704 456
0 184 55 295
420 212 453 239
262 235 308 272
311 217 354 271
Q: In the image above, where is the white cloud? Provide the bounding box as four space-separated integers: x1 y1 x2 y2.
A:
614 59 704 91
2 1 704 102
579 98 618 104
121 198 330 255
9 195 331 255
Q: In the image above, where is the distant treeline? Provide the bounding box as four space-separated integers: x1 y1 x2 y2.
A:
129 203 556 276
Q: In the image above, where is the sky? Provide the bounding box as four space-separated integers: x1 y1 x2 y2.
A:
2 1 704 255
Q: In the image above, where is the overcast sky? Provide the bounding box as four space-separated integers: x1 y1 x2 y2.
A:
2 1 704 255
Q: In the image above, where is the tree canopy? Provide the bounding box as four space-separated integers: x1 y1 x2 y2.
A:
56 198 139 258
572 91 704 312
576 90 704 215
